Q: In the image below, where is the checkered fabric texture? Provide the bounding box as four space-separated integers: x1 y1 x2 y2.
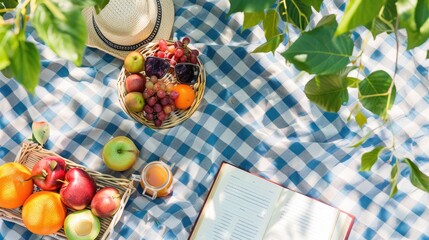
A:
1 0 429 239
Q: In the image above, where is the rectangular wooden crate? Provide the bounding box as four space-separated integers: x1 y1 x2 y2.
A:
0 142 135 240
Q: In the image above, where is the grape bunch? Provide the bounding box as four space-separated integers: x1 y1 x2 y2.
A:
156 37 199 67
142 75 179 127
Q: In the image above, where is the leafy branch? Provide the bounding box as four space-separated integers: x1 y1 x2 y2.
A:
228 0 429 197
0 0 109 93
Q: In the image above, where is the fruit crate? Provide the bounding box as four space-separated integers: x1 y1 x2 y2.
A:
117 40 206 129
0 142 135 240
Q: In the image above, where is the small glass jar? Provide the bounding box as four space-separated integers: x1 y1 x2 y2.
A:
140 161 173 199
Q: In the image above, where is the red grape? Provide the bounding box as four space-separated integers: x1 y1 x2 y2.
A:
160 97 169 106
147 96 157 106
180 55 187 63
158 39 168 51
191 49 199 57
150 75 158 83
145 88 154 97
190 54 197 64
157 111 166 121
174 41 184 48
167 53 175 59
146 113 155 120
144 105 154 114
170 90 179 100
156 51 165 58
175 48 184 58
182 37 190 46
154 119 162 127
157 89 166 98
154 103 162 112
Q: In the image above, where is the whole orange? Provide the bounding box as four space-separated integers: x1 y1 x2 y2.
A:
173 84 196 110
0 162 33 209
22 191 67 235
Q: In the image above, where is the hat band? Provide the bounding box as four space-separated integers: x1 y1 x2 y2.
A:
92 0 162 51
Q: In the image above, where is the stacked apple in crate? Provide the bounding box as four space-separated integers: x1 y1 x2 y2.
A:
30 156 124 239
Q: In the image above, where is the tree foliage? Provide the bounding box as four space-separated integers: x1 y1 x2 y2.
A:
228 0 429 197
0 0 108 93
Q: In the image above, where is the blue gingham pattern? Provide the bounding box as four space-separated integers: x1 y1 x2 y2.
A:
1 0 429 239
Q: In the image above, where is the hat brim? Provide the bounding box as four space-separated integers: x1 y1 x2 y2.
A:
83 0 174 60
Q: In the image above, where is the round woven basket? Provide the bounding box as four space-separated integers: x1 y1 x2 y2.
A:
117 41 206 129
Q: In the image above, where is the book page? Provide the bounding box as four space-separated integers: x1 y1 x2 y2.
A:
190 163 283 240
263 189 340 240
330 212 353 240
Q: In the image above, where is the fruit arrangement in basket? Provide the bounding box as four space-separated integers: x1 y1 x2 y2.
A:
0 123 134 240
119 37 205 128
0 159 122 239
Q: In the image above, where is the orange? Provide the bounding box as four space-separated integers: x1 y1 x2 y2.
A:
0 162 33 209
22 191 67 235
173 84 196 109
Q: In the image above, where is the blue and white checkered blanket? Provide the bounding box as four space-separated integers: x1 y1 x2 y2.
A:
1 0 429 239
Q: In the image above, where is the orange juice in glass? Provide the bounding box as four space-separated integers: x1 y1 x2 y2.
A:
140 161 173 199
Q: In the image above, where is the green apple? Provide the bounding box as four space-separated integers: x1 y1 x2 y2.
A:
102 136 139 171
124 92 145 112
64 209 100 240
124 51 144 73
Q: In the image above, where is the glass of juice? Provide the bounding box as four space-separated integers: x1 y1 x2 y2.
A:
140 161 173 199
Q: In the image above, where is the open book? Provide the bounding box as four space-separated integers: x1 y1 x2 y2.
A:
189 162 354 240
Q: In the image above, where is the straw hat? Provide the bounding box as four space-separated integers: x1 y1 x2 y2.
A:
83 0 175 59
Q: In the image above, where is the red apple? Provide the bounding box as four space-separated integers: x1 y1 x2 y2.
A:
60 168 97 210
32 156 66 191
125 73 146 93
90 187 121 218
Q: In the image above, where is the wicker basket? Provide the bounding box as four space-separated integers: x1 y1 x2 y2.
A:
117 41 206 129
0 142 135 240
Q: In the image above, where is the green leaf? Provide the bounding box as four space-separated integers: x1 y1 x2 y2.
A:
403 158 429 192
397 0 429 49
263 9 279 41
389 160 399 198
228 0 276 15
304 67 355 112
316 14 337 27
10 40 40 93
282 15 354 75
49 160 57 170
67 0 110 13
1 65 13 78
365 0 397 37
359 70 396 120
349 130 375 148
0 0 18 16
300 0 323 11
242 11 265 31
0 25 11 70
336 0 386 36
283 0 313 30
427 50 429 59
360 146 385 171
252 34 284 53
32 1 87 66
93 0 109 13
347 77 360 88
355 110 367 128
